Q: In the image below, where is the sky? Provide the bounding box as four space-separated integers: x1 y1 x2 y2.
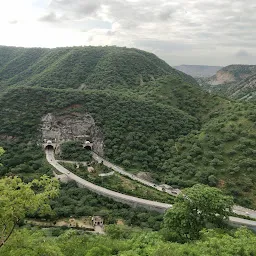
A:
0 0 256 66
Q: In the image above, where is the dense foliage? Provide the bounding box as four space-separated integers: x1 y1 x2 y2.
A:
0 141 52 180
0 45 196 90
59 141 91 162
51 182 164 230
1 226 256 256
163 184 233 242
0 86 199 172
162 102 256 208
0 175 59 247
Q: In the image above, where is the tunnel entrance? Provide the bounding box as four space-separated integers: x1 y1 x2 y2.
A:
45 144 54 150
83 141 93 151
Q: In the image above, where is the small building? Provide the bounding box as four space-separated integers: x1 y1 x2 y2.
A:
92 216 104 227
87 166 95 173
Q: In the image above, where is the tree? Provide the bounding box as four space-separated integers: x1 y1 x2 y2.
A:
0 229 63 256
0 175 59 248
0 147 4 166
162 184 234 242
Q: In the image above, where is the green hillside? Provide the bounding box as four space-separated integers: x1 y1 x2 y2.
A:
161 101 256 207
0 45 196 90
0 85 199 173
229 73 256 101
0 46 256 208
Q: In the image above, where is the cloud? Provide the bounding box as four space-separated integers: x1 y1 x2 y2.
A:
8 20 18 24
49 0 103 19
1 0 256 65
135 39 196 52
38 12 60 23
106 30 116 36
236 49 250 58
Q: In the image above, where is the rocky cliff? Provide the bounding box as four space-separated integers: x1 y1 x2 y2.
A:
41 112 104 155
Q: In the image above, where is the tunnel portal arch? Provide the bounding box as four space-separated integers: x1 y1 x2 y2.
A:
45 144 54 150
83 141 93 150
43 140 57 151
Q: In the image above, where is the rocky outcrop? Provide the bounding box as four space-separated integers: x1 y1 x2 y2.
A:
41 112 104 155
207 65 256 86
208 70 236 85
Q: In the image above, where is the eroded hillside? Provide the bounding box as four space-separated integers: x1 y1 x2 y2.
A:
199 65 256 102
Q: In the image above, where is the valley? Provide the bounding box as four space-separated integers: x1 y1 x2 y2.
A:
0 45 256 255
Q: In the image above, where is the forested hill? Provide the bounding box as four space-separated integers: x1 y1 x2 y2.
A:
0 45 196 90
199 65 256 102
0 46 256 208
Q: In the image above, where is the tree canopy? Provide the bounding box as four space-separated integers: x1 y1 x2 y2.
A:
0 175 59 248
163 184 234 242
0 147 4 166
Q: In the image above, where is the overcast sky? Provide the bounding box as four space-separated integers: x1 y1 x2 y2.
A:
0 0 255 66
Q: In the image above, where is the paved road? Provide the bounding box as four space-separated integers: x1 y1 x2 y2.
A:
233 205 256 219
59 153 256 221
57 160 87 166
46 149 172 212
92 153 180 196
229 217 256 231
46 149 256 229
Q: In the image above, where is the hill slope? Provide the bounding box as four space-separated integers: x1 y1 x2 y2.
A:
200 65 256 101
228 73 256 101
207 65 256 85
0 46 196 90
0 85 200 172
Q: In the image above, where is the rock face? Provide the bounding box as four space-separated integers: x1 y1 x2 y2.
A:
207 65 256 86
41 112 104 156
208 70 236 85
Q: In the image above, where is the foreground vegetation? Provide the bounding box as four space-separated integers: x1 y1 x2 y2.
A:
1 174 256 256
2 226 256 256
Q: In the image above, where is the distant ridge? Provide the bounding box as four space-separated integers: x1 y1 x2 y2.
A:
174 65 222 78
199 64 256 102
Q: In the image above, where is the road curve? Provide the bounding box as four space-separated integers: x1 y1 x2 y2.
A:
229 217 256 231
92 153 180 196
92 153 256 221
233 205 256 219
46 150 256 229
46 149 172 213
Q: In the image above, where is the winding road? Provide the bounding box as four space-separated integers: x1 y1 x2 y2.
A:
59 153 256 220
46 149 256 229
92 153 180 195
46 149 172 213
